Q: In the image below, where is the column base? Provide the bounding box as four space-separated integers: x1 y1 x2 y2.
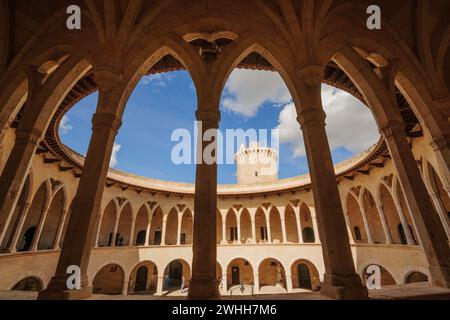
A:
38 285 93 300
320 273 368 300
37 275 93 300
187 277 221 300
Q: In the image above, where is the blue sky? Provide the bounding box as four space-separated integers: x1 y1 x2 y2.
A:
60 69 379 184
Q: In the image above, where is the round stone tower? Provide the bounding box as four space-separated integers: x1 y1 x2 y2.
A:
234 141 279 185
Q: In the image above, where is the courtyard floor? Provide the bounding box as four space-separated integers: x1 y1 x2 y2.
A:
0 283 449 300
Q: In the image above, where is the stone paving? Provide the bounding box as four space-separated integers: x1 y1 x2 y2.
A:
0 283 449 300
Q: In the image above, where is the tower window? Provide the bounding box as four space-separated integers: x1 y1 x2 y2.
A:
255 171 258 177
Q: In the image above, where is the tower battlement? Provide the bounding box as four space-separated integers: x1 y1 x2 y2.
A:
234 142 279 185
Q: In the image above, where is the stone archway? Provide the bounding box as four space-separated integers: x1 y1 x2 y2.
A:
98 200 117 247
134 205 149 246
11 276 44 292
362 264 396 288
92 264 124 295
300 204 315 243
128 261 158 294
163 259 191 293
226 258 255 295
291 259 320 291
285 205 299 243
116 202 132 246
165 208 178 245
149 207 163 245
180 209 193 245
38 187 66 250
362 190 386 244
255 208 268 244
405 272 429 284
346 193 368 243
258 258 287 294
379 183 403 244
269 207 282 244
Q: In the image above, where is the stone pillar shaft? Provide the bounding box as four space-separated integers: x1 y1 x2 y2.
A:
38 85 124 300
295 75 367 299
382 121 450 287
188 110 220 300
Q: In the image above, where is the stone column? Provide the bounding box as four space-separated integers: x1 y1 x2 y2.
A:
429 192 450 240
358 203 374 244
3 202 31 253
286 272 293 293
253 273 260 295
308 207 320 244
248 208 257 244
236 213 242 244
344 212 356 245
382 120 450 287
111 214 120 247
38 70 125 300
30 205 50 251
188 110 220 300
160 216 167 246
92 214 102 248
53 208 68 250
220 209 227 244
122 281 129 296
294 66 367 299
294 207 303 244
128 215 136 247
265 210 272 244
279 207 287 243
375 203 393 244
176 214 182 246
144 217 152 247
221 271 228 295
156 276 164 296
393 198 415 245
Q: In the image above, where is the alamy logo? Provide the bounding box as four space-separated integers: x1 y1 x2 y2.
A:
66 265 81 290
367 5 381 30
66 5 81 30
171 122 279 177
366 265 381 289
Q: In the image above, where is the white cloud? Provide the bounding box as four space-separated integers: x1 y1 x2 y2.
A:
110 143 121 168
276 84 379 158
222 69 291 117
142 73 173 87
59 115 73 134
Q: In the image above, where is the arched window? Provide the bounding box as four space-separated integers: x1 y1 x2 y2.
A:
302 227 315 243
354 226 362 241
136 230 146 246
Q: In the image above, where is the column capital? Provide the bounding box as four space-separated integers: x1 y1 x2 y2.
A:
379 120 405 138
93 67 123 92
196 110 221 124
297 108 326 128
92 112 122 132
295 63 324 87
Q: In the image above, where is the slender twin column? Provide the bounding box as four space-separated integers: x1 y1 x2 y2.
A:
294 64 367 299
375 203 393 244
188 110 221 300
